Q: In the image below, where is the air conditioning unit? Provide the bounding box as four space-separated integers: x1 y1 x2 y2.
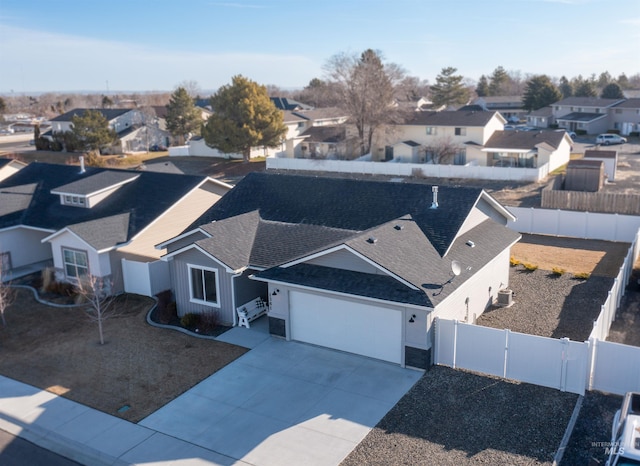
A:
497 289 513 307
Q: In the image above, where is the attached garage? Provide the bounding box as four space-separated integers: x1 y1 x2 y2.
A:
288 290 403 364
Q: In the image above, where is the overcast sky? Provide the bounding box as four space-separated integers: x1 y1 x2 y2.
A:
1 0 638 94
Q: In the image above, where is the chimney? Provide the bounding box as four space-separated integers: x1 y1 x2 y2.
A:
79 156 85 174
430 186 439 209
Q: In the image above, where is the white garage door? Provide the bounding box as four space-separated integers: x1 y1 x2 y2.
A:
289 290 402 364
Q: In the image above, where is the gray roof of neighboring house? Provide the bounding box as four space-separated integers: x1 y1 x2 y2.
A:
553 97 625 107
0 162 207 249
476 96 523 104
177 172 520 308
300 125 345 143
484 130 565 150
528 106 554 117
567 159 603 170
282 110 307 123
584 149 617 159
50 108 132 122
556 112 607 123
270 97 313 111
612 98 640 109
403 110 499 127
293 107 346 121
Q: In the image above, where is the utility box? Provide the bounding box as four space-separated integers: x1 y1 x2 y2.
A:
497 289 513 307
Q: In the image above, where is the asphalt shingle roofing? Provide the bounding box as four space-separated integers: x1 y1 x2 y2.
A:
50 108 131 122
0 162 206 248
403 110 498 127
185 172 520 307
484 130 565 150
556 112 606 123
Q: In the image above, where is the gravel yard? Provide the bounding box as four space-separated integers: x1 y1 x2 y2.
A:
342 366 577 466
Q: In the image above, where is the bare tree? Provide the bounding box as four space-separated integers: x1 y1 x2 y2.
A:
177 80 202 99
325 49 407 157
0 257 14 327
423 137 463 165
75 275 117 345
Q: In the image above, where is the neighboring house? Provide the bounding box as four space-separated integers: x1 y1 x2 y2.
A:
469 129 572 171
552 97 625 135
526 106 555 128
159 172 521 369
0 158 27 182
472 96 525 122
295 126 349 159
610 98 640 136
270 97 313 111
0 162 231 294
45 108 170 154
369 111 506 163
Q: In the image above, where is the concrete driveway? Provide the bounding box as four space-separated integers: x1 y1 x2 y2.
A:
139 336 422 466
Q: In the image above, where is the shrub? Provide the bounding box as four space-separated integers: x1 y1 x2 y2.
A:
551 267 566 276
199 311 219 333
180 312 200 329
574 272 591 280
155 290 176 324
510 256 521 267
522 262 538 271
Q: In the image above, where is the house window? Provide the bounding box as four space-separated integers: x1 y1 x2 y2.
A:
297 122 305 128
62 195 86 206
426 127 437 135
63 248 88 279
455 127 466 136
188 264 219 307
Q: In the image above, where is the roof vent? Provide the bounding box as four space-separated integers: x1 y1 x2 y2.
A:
430 186 439 209
79 156 86 174
394 224 404 231
466 240 475 248
367 237 378 244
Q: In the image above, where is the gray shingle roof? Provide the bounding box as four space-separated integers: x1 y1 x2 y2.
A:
556 112 607 123
583 149 616 159
612 98 640 109
299 125 345 143
67 213 130 250
553 97 624 107
484 130 565 150
403 110 499 127
0 163 207 249
50 108 131 122
52 171 139 196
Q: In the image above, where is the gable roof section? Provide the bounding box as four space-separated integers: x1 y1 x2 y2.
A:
0 163 206 247
187 172 485 257
556 112 607 123
403 110 500 127
51 171 139 196
299 125 345 143
554 97 625 108
270 97 312 111
56 213 131 251
612 98 640 109
50 108 131 122
0 183 37 219
483 130 565 151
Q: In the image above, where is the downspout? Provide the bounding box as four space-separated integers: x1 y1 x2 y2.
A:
230 271 243 327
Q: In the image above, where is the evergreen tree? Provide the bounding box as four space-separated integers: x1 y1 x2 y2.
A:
70 110 118 154
600 82 625 99
165 87 202 145
430 67 469 108
522 75 562 111
617 73 630 89
488 66 509 96
202 75 287 162
476 75 489 97
574 79 597 97
558 76 573 99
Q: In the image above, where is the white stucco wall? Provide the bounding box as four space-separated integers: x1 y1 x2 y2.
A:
0 227 52 268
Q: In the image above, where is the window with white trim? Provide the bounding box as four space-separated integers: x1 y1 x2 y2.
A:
63 248 88 279
188 265 219 307
455 127 466 136
426 126 437 135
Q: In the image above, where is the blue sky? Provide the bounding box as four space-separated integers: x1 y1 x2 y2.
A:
0 0 638 94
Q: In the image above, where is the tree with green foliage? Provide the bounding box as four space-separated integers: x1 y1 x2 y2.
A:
522 75 562 111
165 87 202 145
558 76 573 99
476 75 489 97
0 96 6 115
325 49 406 156
597 72 612 89
101 95 114 108
617 73 630 89
202 75 287 162
430 67 469 108
574 79 597 97
70 110 118 154
600 82 625 99
488 66 509 96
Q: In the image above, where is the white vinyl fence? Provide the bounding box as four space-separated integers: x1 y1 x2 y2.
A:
267 157 548 181
435 319 640 396
121 259 171 297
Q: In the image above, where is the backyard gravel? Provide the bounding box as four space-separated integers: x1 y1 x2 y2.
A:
341 366 578 466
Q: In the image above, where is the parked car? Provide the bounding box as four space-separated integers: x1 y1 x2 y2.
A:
556 129 577 139
149 144 168 152
605 391 640 466
596 134 627 145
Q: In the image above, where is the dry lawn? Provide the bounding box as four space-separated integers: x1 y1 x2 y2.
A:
511 233 630 276
0 290 247 422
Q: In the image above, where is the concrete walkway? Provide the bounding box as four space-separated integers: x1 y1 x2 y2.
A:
0 319 422 465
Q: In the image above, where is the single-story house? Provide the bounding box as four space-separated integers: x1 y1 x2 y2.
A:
0 162 231 294
468 129 572 171
159 172 521 369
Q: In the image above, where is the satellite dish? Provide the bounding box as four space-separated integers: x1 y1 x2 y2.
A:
451 260 461 276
